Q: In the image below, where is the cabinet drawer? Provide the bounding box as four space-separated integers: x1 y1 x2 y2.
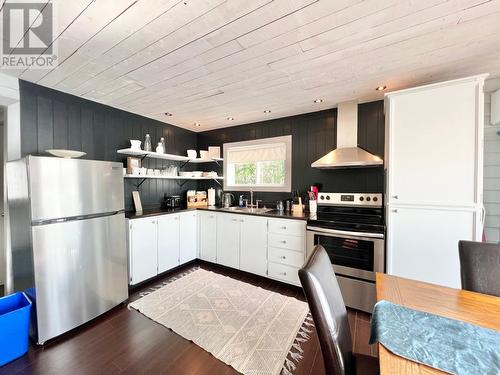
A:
268 262 300 286
268 233 304 252
268 247 304 268
268 219 305 237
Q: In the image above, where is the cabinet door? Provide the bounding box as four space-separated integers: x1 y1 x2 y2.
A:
157 214 180 273
129 217 158 285
387 206 476 288
216 214 241 268
387 80 480 205
179 211 197 264
240 216 267 276
199 211 217 262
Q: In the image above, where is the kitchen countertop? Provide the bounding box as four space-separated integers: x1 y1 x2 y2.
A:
125 206 315 221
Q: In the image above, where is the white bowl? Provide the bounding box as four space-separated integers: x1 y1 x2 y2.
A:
192 171 203 177
46 149 86 158
187 149 197 159
130 140 142 150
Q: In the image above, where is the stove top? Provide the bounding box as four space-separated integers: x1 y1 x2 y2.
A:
308 193 385 234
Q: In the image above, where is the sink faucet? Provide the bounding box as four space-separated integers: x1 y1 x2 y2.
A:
246 189 262 209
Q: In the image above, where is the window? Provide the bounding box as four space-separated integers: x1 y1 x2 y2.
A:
223 135 292 192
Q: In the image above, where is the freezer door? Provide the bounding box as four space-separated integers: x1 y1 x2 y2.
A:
28 156 124 222
31 213 128 344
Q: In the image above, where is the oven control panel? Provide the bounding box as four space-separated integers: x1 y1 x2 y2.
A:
317 193 383 207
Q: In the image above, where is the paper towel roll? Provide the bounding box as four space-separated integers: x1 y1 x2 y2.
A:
208 188 216 206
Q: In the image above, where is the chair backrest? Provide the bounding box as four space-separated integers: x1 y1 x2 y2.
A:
299 245 353 375
458 240 500 297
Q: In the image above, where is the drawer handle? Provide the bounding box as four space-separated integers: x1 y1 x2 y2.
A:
280 272 287 276
210 215 215 218
281 226 287 230
281 256 286 259
281 240 287 244
152 220 156 224
240 219 244 222
232 218 237 221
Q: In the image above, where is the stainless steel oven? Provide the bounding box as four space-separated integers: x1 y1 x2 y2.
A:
306 227 385 312
306 192 385 313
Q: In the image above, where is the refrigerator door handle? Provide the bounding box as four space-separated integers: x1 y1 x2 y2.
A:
31 210 125 226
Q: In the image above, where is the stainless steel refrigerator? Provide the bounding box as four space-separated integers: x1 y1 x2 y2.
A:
6 156 128 344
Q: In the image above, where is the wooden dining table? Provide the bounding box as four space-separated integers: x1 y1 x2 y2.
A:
376 273 500 374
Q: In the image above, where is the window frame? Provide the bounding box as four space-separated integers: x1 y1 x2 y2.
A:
223 135 292 192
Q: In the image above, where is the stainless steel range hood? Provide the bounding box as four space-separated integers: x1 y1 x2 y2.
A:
312 100 383 169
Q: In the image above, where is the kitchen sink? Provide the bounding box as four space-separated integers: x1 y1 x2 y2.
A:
220 206 275 214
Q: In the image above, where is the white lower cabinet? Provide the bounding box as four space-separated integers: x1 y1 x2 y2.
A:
128 217 158 285
240 215 268 277
128 210 306 287
199 211 217 262
266 218 306 286
157 215 180 273
216 214 241 268
179 211 198 263
127 211 198 285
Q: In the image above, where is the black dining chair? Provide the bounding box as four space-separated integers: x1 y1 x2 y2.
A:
299 245 379 375
458 240 500 297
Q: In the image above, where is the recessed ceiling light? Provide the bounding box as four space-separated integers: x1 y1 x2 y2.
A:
376 85 387 91
314 99 323 103
227 117 234 121
194 123 201 127
264 110 271 113
164 112 173 116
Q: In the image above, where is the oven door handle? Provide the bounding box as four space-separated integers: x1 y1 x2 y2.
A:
306 226 384 239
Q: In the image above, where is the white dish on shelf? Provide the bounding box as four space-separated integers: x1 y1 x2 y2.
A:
192 171 203 177
46 149 86 158
130 140 142 150
199 150 209 159
187 149 197 159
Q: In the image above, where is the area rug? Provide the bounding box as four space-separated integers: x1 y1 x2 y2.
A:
129 268 312 375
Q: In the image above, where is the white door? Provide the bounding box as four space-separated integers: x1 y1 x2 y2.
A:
216 214 240 269
240 216 267 276
387 205 476 288
387 80 481 206
179 211 197 264
199 211 217 262
158 214 180 273
129 217 158 285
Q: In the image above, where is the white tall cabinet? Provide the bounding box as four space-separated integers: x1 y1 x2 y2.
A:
385 75 486 288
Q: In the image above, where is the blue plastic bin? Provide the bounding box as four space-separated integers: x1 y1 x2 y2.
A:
0 292 32 367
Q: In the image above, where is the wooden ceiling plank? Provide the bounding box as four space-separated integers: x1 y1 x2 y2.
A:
20 0 138 82
69 0 272 96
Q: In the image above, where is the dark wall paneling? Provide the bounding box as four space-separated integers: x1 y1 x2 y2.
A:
19 80 198 211
197 102 385 205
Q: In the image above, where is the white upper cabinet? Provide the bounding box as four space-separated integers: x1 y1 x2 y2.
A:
199 211 217 262
216 214 241 269
128 217 158 285
385 76 485 207
157 214 180 273
240 215 268 277
179 211 197 264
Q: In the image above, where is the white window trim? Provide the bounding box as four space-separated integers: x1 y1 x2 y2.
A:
223 135 292 192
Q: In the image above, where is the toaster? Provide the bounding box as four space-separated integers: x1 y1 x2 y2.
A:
162 195 182 209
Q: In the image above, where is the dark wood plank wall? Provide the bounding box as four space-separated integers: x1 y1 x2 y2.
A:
19 80 385 209
197 102 385 204
19 80 198 211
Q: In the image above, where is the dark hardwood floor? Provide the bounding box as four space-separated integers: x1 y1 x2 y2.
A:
0 261 377 374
